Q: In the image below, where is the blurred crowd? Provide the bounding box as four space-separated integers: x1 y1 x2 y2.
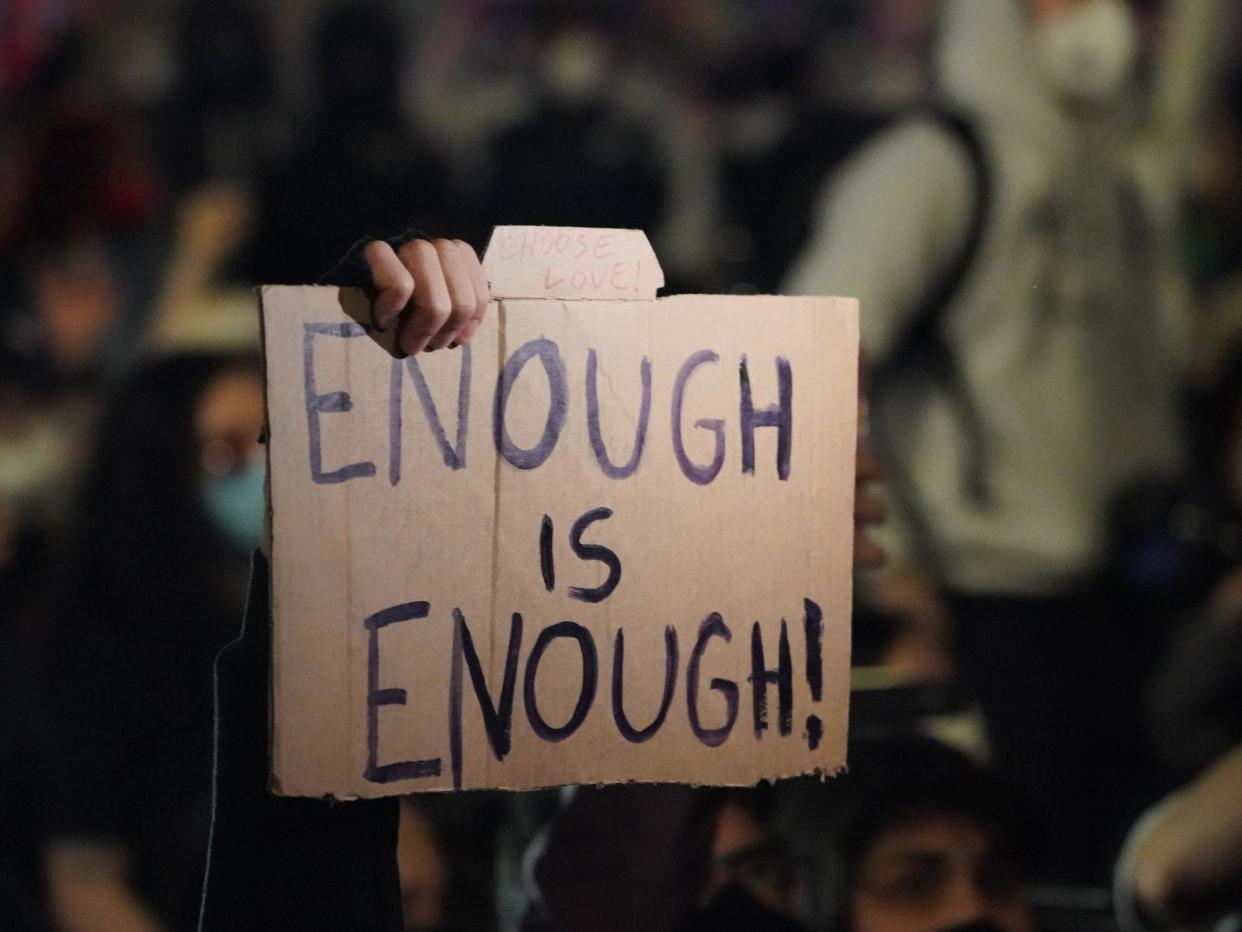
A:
4 0 1242 930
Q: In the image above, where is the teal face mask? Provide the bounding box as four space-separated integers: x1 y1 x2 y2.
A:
200 457 266 555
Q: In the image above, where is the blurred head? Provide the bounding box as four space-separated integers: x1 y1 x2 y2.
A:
538 24 609 110
706 791 793 915
193 362 265 556
397 798 447 932
775 736 1040 932
14 106 156 245
78 352 263 621
1027 0 1138 109
27 234 120 377
179 0 273 113
313 2 402 121
850 813 1032 932
837 739 1037 932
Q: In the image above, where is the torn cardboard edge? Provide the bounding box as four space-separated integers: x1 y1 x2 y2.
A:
289 762 852 804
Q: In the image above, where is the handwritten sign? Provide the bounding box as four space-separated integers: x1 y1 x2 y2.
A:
486 227 662 300
262 226 858 797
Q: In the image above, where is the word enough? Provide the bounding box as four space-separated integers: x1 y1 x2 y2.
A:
302 323 794 487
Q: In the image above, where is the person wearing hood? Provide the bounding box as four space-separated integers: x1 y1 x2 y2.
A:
38 347 264 932
785 0 1228 880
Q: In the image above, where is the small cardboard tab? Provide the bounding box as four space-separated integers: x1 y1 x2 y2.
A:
262 228 857 797
483 226 664 301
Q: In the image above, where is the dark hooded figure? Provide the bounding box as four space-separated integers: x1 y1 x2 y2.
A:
37 350 263 931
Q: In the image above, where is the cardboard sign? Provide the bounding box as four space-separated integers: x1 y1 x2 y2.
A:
261 226 858 797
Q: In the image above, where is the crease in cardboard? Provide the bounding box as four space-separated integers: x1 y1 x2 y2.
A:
486 299 507 788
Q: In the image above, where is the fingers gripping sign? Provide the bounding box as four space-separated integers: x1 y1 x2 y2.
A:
362 237 491 357
453 239 491 346
361 240 413 332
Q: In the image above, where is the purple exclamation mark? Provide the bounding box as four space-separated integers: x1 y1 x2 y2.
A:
803 598 824 750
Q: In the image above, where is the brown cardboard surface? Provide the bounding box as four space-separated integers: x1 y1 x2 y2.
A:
482 226 663 301
262 228 857 797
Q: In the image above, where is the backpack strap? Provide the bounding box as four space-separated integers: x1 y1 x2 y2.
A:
878 110 992 381
869 108 993 575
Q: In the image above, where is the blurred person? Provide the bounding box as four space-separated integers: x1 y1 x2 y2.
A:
29 175 263 932
1117 342 1242 786
1105 341 1242 761
786 0 1229 877
14 233 122 384
853 574 955 685
1144 564 1242 790
199 234 490 931
3 109 136 385
1110 342 1242 930
1115 742 1242 932
400 790 508 932
235 2 456 285
0 296 101 550
3 101 165 386
1124 626 1242 928
162 0 277 192
0 349 69 932
521 784 804 932
403 4 545 203
709 42 888 293
0 240 127 898
3 103 159 258
38 348 263 932
484 19 667 234
0 91 163 932
700 789 798 924
397 798 448 932
773 735 1041 932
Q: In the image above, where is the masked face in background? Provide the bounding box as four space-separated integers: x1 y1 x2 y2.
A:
195 368 265 555
1031 0 1139 109
538 27 609 111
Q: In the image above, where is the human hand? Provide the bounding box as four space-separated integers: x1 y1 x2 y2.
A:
362 238 490 356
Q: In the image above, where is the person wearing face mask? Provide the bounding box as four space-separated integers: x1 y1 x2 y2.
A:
35 349 264 932
786 0 1229 881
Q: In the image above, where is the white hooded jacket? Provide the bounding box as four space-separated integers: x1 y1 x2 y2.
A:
786 0 1226 595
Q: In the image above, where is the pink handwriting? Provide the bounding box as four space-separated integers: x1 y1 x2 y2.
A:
500 229 620 265
543 260 640 295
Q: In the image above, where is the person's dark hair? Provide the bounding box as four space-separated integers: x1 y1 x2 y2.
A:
70 350 259 637
773 735 1042 932
312 2 403 119
1200 343 1242 502
36 349 261 929
178 0 274 113
835 736 1043 879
